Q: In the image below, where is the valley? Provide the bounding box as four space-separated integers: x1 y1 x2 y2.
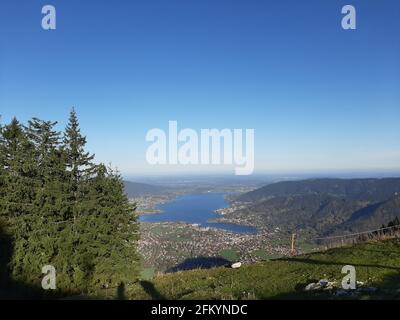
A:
139 222 290 275
128 177 400 278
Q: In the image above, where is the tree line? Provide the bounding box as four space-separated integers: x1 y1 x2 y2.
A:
0 109 140 297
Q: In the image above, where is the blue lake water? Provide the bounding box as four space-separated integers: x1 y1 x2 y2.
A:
139 193 257 234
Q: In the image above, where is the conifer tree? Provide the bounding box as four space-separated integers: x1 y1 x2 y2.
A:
72 164 140 290
27 118 64 180
0 118 37 221
63 109 96 231
0 119 6 216
0 118 40 283
63 109 95 187
0 112 141 296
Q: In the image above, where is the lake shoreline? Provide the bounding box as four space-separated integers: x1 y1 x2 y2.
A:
139 192 257 234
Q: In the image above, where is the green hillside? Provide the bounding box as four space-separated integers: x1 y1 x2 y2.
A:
128 239 400 300
229 178 400 236
238 178 400 202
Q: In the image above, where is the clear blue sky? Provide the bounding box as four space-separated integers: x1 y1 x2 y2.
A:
0 0 399 176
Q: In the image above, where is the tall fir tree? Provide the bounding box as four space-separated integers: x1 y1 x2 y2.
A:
72 164 140 291
63 109 95 188
17 118 73 289
0 118 37 222
0 118 40 284
0 112 141 297
27 118 65 181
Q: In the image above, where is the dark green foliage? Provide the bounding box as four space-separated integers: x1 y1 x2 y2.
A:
380 216 400 234
63 108 95 185
0 111 140 297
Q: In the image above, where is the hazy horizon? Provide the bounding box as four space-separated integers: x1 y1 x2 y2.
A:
124 169 400 183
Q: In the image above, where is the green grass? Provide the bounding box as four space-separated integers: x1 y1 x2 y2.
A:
139 267 156 281
143 224 191 242
146 225 168 236
219 249 239 262
253 249 282 261
129 239 400 300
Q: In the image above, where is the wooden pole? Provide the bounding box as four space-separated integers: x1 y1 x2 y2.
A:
290 233 296 256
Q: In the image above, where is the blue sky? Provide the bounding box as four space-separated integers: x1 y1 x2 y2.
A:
0 0 399 176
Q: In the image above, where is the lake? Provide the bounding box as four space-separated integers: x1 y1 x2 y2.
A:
139 193 257 234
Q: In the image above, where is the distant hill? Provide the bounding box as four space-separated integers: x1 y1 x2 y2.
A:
336 194 400 233
241 194 364 233
238 178 400 203
123 181 166 198
239 193 400 235
235 178 400 236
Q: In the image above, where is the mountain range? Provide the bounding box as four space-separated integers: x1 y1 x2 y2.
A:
236 178 400 236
